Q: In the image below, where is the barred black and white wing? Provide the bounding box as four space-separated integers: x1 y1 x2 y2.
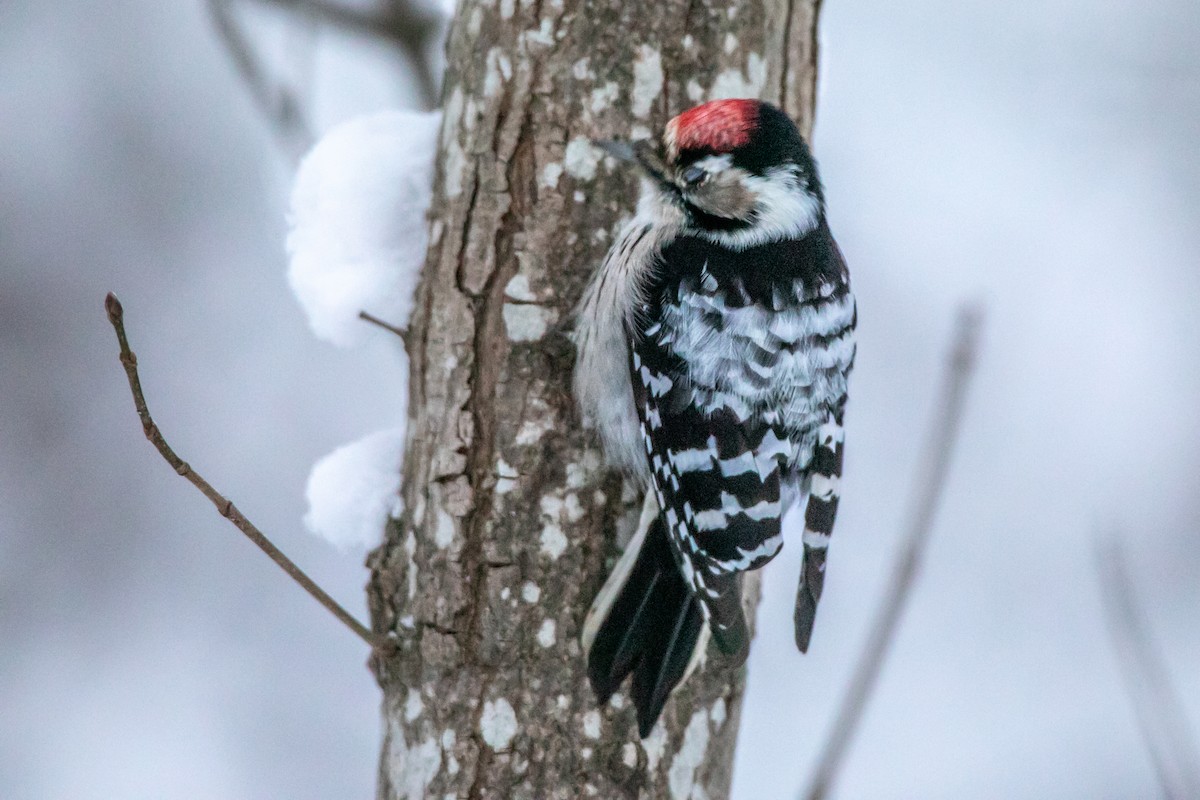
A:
582 222 855 737
632 229 855 658
630 323 785 661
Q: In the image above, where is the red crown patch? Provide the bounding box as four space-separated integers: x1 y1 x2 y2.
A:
666 99 760 156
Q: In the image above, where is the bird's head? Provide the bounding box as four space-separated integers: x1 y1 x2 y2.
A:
599 99 824 248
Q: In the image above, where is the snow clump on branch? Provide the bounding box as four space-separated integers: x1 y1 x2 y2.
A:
303 428 407 550
287 110 441 347
289 110 440 549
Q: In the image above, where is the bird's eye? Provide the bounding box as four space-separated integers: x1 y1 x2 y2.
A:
682 165 707 187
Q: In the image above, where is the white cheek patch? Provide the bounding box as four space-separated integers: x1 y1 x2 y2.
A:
696 165 822 250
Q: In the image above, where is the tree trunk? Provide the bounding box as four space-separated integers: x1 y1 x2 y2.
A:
366 1 821 797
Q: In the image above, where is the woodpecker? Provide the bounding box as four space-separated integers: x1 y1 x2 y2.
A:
573 99 855 737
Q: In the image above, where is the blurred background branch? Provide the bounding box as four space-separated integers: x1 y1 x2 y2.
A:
250 0 445 109
804 305 984 800
206 0 315 159
208 0 444 160
252 0 442 43
1096 536 1200 800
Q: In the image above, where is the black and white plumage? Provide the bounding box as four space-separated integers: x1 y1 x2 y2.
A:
574 99 855 736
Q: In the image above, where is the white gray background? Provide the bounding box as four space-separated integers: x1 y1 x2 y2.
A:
2 1 1197 798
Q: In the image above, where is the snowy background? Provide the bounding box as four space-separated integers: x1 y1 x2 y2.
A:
2 1 1198 798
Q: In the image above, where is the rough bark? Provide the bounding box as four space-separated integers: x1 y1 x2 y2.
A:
366 1 822 797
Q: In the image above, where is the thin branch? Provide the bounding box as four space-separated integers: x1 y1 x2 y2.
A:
249 0 445 109
804 305 984 800
1096 536 1200 800
359 310 409 346
104 293 391 652
206 0 315 160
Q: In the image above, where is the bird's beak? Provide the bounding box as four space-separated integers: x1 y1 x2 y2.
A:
593 139 679 197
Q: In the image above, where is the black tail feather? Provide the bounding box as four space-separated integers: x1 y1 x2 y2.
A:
794 543 826 652
631 587 704 737
703 572 750 664
607 570 663 688
586 515 704 737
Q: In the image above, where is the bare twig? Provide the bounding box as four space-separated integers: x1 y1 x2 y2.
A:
248 0 445 109
804 305 984 800
359 310 409 345
1096 536 1200 800
104 293 391 652
206 0 314 159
